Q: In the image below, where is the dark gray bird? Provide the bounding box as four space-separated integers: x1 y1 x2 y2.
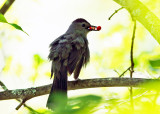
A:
47 18 101 110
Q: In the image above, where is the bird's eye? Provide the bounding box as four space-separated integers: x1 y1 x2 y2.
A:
82 24 85 27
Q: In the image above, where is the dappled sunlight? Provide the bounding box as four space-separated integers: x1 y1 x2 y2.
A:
0 0 160 113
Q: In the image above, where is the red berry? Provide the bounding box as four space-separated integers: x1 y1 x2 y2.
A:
97 26 101 31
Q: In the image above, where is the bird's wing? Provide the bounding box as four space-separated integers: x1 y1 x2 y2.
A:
73 56 84 79
67 36 86 75
48 34 73 78
73 37 90 79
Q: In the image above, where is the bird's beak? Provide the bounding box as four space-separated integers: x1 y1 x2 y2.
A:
88 26 101 31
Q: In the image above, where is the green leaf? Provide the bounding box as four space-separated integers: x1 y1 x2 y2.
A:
0 13 29 36
9 23 29 36
0 13 8 23
114 0 160 44
149 59 160 67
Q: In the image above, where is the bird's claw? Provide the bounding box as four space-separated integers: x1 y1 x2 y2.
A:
73 78 81 85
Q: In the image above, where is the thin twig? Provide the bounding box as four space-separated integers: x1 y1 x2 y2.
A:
114 69 120 75
130 21 136 78
119 67 131 78
130 87 133 111
0 81 7 90
108 7 123 20
16 99 27 110
130 20 137 112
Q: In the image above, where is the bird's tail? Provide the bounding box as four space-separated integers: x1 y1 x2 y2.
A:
46 65 68 110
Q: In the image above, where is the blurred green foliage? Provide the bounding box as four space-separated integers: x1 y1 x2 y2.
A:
21 89 160 114
30 54 45 82
33 54 45 69
0 0 160 114
24 95 102 114
149 59 160 68
3 56 12 72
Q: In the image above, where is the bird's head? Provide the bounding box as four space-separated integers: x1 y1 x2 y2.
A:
66 18 101 35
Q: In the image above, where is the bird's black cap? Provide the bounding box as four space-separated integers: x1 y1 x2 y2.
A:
72 18 90 24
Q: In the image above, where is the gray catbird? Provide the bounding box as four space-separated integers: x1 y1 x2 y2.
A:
47 18 101 110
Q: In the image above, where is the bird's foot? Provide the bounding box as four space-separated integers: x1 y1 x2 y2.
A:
73 78 81 85
75 78 81 81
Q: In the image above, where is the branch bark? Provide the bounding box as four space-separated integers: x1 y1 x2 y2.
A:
0 0 15 15
0 81 38 111
0 78 160 101
113 0 160 44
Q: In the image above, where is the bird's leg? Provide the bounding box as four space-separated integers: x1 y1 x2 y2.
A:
73 78 81 85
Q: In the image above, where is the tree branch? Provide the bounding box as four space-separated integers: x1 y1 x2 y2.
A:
0 0 15 15
1 78 160 101
0 81 37 111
